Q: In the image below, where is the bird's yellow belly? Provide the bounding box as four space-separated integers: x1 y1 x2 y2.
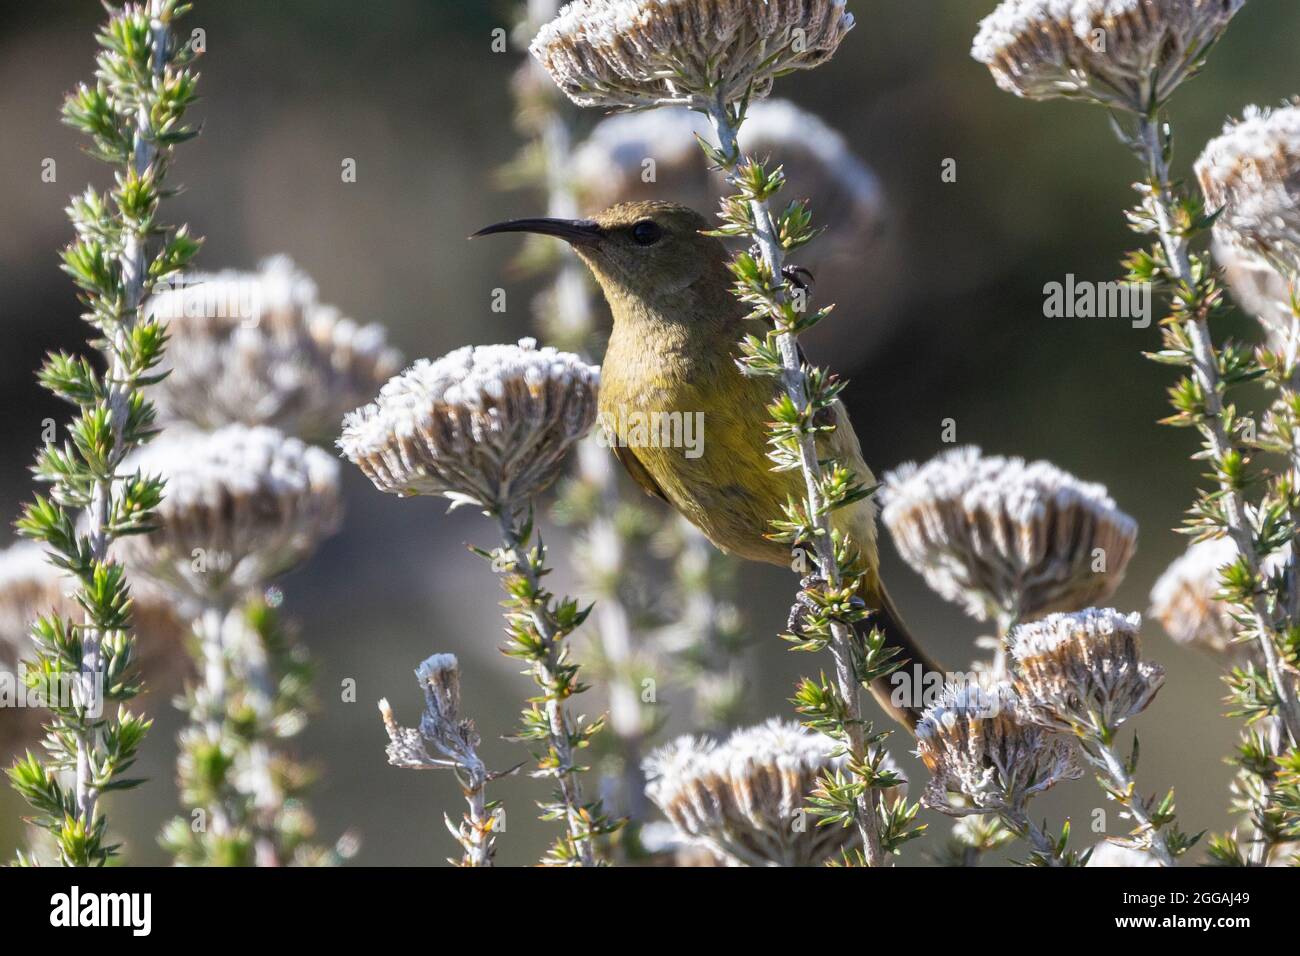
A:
600 365 878 570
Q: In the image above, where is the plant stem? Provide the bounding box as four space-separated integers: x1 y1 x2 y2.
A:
1087 735 1176 866
707 100 885 867
1138 114 1300 744
1002 807 1064 866
497 512 596 867
589 535 650 821
459 764 494 868
194 603 233 838
72 0 171 839
529 46 651 819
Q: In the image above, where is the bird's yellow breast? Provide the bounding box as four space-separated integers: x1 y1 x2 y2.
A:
599 320 878 572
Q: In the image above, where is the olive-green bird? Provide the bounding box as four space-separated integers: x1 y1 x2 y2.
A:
476 200 941 730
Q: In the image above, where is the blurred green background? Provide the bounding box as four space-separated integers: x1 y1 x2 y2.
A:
1 0 1298 865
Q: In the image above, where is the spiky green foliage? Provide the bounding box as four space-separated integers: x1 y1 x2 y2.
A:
160 593 345 866
486 508 624 865
7 0 200 867
700 96 921 867
1114 108 1300 865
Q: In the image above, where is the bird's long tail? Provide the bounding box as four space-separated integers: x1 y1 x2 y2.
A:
857 578 944 733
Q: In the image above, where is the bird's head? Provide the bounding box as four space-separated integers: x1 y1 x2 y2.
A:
474 201 731 319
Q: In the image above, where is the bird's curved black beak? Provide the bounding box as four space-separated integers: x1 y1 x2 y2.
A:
471 217 604 247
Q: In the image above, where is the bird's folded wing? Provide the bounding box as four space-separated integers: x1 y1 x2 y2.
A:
610 442 669 502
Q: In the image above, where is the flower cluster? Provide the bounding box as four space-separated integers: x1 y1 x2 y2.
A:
340 338 599 513
881 446 1137 627
119 425 342 607
915 682 1080 820
530 0 855 110
1010 608 1164 736
1196 103 1300 272
1010 609 1183 862
145 256 403 441
571 100 883 240
1212 236 1298 350
1148 536 1269 655
1197 103 1300 358
972 0 1245 112
644 718 901 866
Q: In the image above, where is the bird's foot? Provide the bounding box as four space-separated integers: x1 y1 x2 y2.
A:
787 571 868 637
781 264 815 293
786 573 824 637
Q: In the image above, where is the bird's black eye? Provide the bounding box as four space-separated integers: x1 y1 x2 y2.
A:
631 220 662 246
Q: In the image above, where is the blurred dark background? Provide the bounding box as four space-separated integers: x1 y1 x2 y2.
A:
2 0 1297 865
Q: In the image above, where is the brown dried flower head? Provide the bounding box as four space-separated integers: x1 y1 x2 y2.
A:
916 681 1081 817
1011 608 1165 736
144 256 404 441
1197 103 1300 277
971 0 1245 113
1148 535 1283 656
643 717 902 866
880 446 1137 626
118 425 343 606
530 0 855 111
339 338 600 514
572 100 883 229
1211 236 1298 353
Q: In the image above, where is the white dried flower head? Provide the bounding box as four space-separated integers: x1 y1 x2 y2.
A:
1196 104 1300 277
1011 608 1164 735
118 425 342 606
972 0 1245 113
916 681 1081 816
1149 536 1236 653
0 542 190 756
339 338 600 513
880 446 1137 626
643 717 902 866
570 100 894 363
1212 236 1298 352
1149 536 1284 655
637 820 726 866
144 256 404 441
417 653 462 723
572 101 883 235
1086 839 1161 866
530 0 855 111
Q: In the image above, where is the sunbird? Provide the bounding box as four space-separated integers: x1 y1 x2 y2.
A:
476 200 941 729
